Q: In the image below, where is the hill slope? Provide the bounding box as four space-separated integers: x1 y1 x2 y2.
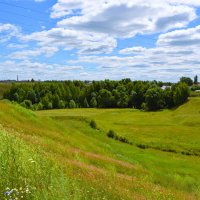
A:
0 99 200 199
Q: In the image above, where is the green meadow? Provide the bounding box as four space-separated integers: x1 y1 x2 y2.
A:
0 97 200 199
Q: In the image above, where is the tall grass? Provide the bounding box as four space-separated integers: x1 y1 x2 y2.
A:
1 99 200 199
0 130 123 200
0 130 76 200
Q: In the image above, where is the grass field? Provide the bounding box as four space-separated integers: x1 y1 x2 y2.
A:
0 98 200 199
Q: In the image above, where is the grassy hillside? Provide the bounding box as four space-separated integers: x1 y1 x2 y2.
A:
38 98 200 156
0 99 200 199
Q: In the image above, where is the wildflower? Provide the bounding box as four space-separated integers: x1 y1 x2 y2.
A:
4 191 10 195
4 189 13 196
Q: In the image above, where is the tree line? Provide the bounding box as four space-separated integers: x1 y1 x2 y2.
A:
3 79 190 111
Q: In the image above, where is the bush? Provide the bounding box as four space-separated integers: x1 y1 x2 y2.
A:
119 136 128 143
90 120 97 129
107 130 132 145
20 100 33 109
137 144 148 149
107 130 116 138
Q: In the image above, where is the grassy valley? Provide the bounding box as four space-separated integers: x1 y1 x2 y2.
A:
0 97 200 199
1 0 200 199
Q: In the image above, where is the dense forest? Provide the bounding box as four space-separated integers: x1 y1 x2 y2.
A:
3 79 190 111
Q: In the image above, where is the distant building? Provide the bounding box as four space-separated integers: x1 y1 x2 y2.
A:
85 80 92 85
161 85 172 90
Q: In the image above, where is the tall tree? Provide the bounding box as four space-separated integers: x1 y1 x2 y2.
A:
145 87 165 111
194 75 198 85
173 83 190 106
83 98 89 108
90 97 97 108
52 94 60 108
180 77 193 86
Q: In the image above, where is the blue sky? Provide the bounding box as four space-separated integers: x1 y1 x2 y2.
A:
0 0 200 81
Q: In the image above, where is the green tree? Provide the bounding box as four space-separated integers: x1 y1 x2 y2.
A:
117 94 129 108
22 100 32 109
145 87 165 111
37 102 44 110
97 89 113 108
90 97 97 108
173 82 190 106
27 90 37 104
132 81 147 108
163 88 174 108
114 86 129 108
59 100 65 109
52 94 60 108
69 100 76 108
83 98 89 108
41 95 52 109
128 90 137 108
17 88 25 102
180 77 193 86
194 75 198 85
13 93 19 102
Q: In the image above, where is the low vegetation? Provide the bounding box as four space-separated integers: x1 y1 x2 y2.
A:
107 130 132 145
0 130 74 200
90 120 97 129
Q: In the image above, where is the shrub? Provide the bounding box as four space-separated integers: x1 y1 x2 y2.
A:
20 101 27 108
90 120 97 129
137 144 148 149
107 130 132 145
20 100 33 109
107 130 116 138
119 136 128 143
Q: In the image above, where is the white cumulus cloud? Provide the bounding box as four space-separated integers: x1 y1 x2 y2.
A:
52 0 197 38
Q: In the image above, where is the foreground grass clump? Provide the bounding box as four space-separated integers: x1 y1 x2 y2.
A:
0 130 76 200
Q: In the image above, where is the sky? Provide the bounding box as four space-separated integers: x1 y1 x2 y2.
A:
0 0 200 81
